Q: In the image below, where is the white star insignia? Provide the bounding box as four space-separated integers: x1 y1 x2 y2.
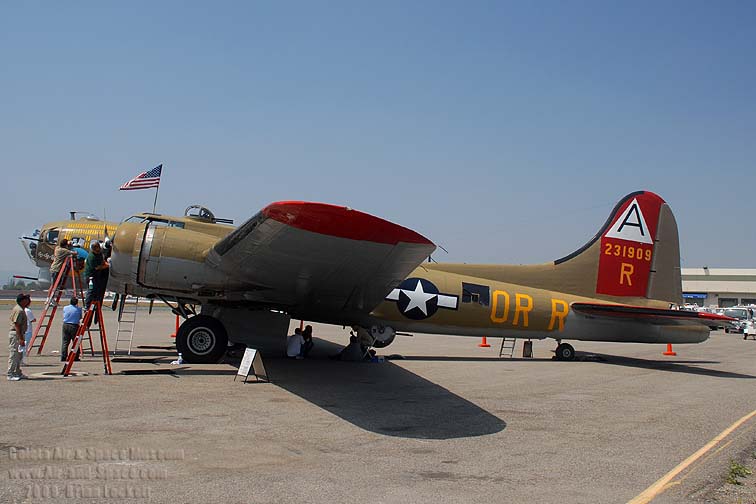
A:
403 279 436 315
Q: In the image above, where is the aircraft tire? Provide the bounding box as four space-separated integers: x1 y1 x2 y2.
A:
176 315 228 363
555 343 575 361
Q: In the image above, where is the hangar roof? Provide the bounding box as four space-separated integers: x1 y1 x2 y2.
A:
681 268 756 294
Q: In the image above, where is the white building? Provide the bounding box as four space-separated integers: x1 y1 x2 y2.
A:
682 268 756 307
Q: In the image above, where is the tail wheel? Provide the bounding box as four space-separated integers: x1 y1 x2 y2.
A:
555 343 575 361
176 315 228 363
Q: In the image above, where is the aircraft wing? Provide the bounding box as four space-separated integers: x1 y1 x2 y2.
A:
571 303 737 327
206 201 435 318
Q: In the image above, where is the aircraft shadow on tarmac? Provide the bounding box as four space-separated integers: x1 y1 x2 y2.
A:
589 353 756 379
207 338 507 440
397 356 553 362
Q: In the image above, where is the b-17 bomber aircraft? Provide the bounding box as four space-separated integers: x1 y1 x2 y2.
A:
96 190 730 363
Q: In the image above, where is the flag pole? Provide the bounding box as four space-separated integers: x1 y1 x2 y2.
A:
152 183 160 213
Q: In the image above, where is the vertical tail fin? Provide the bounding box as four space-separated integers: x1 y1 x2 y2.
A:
557 190 682 304
426 190 683 305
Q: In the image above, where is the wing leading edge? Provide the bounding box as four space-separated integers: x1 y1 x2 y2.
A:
207 201 435 320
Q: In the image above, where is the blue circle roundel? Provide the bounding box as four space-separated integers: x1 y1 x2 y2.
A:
396 278 440 320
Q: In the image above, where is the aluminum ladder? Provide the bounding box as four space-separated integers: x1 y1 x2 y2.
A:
113 295 139 355
498 338 517 358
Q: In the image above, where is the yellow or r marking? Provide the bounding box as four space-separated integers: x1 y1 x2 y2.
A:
548 299 569 331
627 409 756 504
490 290 510 323
513 294 533 327
620 262 634 285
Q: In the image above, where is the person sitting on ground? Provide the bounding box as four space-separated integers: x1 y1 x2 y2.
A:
61 297 82 362
352 325 374 354
332 335 366 362
286 328 305 359
49 238 77 284
301 325 314 358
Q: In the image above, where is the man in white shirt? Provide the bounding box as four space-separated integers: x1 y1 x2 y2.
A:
286 328 304 359
23 305 36 364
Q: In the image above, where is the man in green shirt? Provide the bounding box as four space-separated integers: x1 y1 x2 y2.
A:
8 293 31 381
84 241 109 309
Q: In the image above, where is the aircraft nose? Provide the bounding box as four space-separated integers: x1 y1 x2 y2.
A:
20 229 41 259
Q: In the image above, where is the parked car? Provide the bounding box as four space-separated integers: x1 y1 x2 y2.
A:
723 306 756 338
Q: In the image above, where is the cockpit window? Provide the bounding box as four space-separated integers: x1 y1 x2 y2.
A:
123 216 185 228
148 218 184 229
46 229 59 244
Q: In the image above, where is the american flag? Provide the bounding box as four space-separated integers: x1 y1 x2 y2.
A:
119 164 162 190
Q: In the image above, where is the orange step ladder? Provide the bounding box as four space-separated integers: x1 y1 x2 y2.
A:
27 256 93 357
62 301 112 376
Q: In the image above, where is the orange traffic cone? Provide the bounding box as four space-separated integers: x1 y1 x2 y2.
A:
663 343 676 356
170 314 179 338
478 337 491 348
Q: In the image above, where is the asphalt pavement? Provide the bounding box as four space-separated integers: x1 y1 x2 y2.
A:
1 306 755 504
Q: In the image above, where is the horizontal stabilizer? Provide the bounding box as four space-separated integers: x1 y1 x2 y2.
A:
572 302 736 327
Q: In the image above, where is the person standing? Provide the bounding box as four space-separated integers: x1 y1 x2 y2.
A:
84 241 109 308
70 239 88 271
61 297 82 362
22 303 36 365
8 293 31 381
49 238 77 285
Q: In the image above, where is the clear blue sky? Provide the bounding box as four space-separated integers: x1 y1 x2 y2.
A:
2 1 755 281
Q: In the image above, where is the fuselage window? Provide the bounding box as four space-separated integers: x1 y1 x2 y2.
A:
462 282 491 306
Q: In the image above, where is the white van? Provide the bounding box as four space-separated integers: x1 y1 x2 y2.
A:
723 306 756 339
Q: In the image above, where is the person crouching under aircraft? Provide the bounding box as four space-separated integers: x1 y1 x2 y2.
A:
301 325 314 358
287 328 305 359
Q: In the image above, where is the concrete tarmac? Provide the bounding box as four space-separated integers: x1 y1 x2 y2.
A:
1 306 755 504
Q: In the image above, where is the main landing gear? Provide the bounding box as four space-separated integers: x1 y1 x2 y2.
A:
554 341 575 361
176 315 228 364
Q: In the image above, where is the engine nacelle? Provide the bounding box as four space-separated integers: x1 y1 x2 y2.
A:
110 222 228 297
